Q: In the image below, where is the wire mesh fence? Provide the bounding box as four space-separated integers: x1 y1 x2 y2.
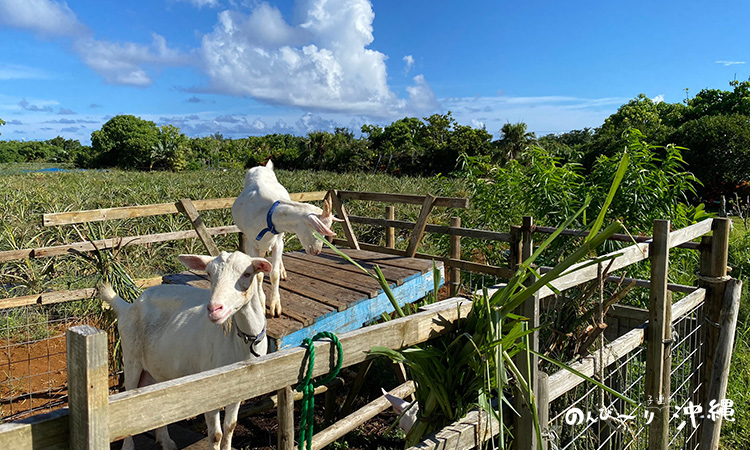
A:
546 300 706 450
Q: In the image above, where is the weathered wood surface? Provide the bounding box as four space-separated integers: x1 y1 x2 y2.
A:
0 408 69 450
329 190 360 250
177 198 220 256
42 192 328 227
405 194 436 258
0 277 162 311
406 408 501 450
700 278 742 450
347 215 513 242
66 325 109 449
336 191 469 209
165 248 443 350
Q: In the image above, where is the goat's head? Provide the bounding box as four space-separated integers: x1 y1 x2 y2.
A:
296 198 343 255
178 251 272 325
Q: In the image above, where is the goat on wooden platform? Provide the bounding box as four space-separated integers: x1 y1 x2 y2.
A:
99 251 271 450
232 160 341 317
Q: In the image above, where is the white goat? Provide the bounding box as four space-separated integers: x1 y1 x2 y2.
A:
99 251 271 450
232 160 341 317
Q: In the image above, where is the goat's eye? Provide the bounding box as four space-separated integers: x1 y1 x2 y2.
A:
242 272 253 278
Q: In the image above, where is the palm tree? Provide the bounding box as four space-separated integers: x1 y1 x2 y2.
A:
495 122 536 164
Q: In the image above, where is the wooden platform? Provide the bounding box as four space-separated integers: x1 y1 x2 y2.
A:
164 248 443 351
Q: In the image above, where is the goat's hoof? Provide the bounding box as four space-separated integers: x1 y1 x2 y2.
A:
270 301 282 317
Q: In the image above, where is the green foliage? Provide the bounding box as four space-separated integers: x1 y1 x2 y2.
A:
495 122 536 164
670 114 750 198
90 115 160 169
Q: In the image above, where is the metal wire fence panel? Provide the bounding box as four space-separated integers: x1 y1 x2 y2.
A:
0 304 121 421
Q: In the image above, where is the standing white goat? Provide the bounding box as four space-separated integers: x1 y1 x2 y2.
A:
232 160 340 317
99 251 271 450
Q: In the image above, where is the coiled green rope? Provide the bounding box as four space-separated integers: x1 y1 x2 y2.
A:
296 331 343 450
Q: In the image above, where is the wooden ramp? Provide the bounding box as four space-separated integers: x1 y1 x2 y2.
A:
164 248 443 351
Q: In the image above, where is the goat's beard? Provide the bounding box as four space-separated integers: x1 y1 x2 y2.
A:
222 319 232 336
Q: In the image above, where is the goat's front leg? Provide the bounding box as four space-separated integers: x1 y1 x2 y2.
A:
205 409 222 450
220 402 241 450
279 257 287 280
268 240 284 317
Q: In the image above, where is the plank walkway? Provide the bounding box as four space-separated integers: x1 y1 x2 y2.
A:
164 248 443 351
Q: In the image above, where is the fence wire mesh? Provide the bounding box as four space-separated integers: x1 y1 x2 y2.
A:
546 301 705 450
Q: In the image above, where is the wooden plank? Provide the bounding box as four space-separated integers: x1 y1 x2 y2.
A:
337 191 469 209
646 220 671 450
177 198 220 257
329 190 360 250
0 408 69 450
405 194 436 258
2 226 239 262
0 277 163 311
347 216 513 242
265 316 304 342
42 193 325 227
700 278 741 450
331 242 516 279
536 241 651 299
331 248 434 273
66 325 109 449
261 280 334 326
449 217 461 297
385 206 395 249
533 224 705 250
310 381 416 450
106 297 472 442
283 252 407 285
406 409 500 450
672 288 706 318
548 326 646 402
668 218 713 249
281 256 382 298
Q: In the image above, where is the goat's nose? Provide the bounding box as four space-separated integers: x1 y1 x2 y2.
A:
207 303 223 314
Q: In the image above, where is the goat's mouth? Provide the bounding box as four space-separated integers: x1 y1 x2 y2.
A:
306 246 322 256
208 308 232 324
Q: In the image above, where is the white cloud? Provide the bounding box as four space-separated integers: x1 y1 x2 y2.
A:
175 0 219 8
403 55 414 73
715 60 746 66
652 94 665 103
72 34 192 87
199 0 436 116
0 63 49 80
0 0 86 37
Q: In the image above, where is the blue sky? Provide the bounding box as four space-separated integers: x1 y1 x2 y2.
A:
0 0 747 144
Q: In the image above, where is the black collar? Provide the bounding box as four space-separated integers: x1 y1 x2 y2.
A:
234 322 267 358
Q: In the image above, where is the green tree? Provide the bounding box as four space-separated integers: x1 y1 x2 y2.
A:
90 115 159 169
152 125 190 171
670 114 750 198
495 122 536 164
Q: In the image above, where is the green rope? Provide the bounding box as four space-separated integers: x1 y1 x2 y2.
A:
296 331 343 450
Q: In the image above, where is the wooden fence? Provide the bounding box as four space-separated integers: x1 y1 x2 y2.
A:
0 190 739 449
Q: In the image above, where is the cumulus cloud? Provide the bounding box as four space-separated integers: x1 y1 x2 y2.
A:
0 0 86 37
73 34 191 86
403 55 414 74
652 94 665 103
199 0 436 116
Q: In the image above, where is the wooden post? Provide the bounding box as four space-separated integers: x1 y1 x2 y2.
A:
698 218 730 410
700 278 742 450
67 325 109 449
537 372 549 450
646 220 671 450
509 225 522 272
513 216 539 450
328 190 360 250
405 194 436 258
178 198 220 256
449 216 461 297
277 385 295 450
385 206 395 249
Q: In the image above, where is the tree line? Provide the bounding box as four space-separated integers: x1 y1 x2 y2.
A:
2 79 750 199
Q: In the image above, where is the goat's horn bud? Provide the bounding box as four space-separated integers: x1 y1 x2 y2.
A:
322 198 332 217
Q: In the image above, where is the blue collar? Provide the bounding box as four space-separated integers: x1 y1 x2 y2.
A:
255 200 281 241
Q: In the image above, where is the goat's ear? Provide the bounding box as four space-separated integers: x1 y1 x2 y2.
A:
178 254 214 272
332 216 345 223
252 258 272 274
307 214 336 237
265 160 274 171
